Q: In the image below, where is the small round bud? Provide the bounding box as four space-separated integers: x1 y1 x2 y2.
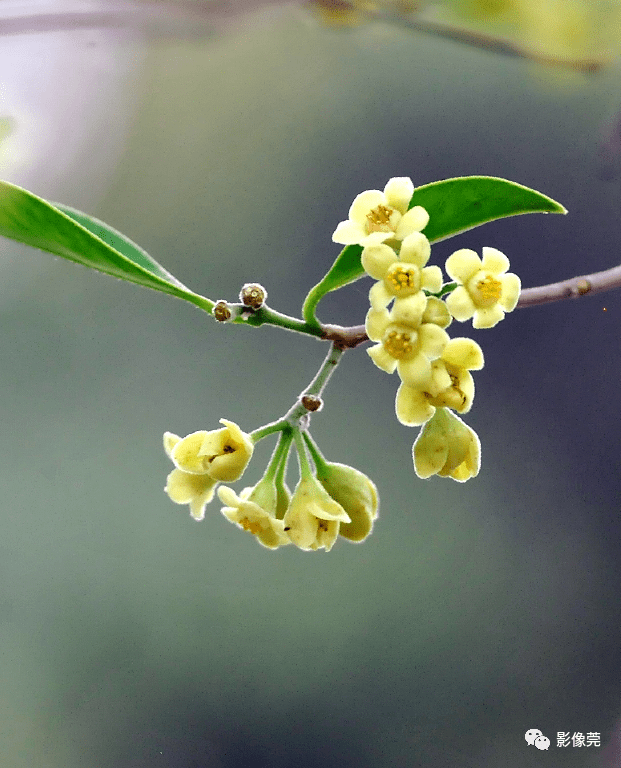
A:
240 283 267 310
213 301 232 322
301 395 323 412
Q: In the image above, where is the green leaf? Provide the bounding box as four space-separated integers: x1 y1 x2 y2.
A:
408 175 566 243
0 180 213 312
302 175 565 324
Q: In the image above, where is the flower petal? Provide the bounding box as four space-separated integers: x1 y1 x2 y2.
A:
399 231 431 267
445 249 481 283
394 205 429 239
367 344 399 374
421 265 443 294
171 431 210 474
365 306 390 341
472 305 505 329
397 353 431 388
390 291 427 328
163 432 180 459
361 244 398 280
481 246 510 274
498 273 521 311
395 383 435 426
332 220 365 245
442 338 484 370
417 323 450 359
349 189 386 224
383 177 414 213
445 286 476 322
369 281 394 310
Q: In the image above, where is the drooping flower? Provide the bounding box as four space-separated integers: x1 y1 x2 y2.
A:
366 294 449 388
412 408 481 482
283 476 351 552
332 177 429 247
445 247 521 328
316 462 379 543
217 485 291 550
396 337 484 426
170 419 253 482
163 432 218 520
363 232 443 310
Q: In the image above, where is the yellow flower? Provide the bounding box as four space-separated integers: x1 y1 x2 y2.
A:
170 419 253 482
163 432 218 520
332 177 429 247
363 232 443 310
366 294 449 387
283 476 351 552
396 338 484 426
316 462 379 543
217 485 291 550
412 408 481 482
445 247 521 328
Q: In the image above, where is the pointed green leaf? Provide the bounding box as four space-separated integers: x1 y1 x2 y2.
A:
302 175 565 324
0 180 213 312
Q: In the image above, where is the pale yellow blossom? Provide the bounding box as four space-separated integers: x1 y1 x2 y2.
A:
217 485 291 549
170 419 253 482
396 338 484 426
283 476 351 552
363 232 443 310
412 408 481 482
366 294 449 387
163 432 218 520
332 177 429 247
445 247 520 328
317 462 379 543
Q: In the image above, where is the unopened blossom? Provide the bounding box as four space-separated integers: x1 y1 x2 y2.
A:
283 476 351 552
412 408 481 482
163 432 218 520
332 177 429 247
363 232 443 310
396 337 484 426
366 294 449 388
218 485 290 549
317 462 379 543
170 419 253 482
445 247 521 328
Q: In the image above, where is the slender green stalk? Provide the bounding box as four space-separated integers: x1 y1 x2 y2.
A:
233 305 324 338
302 431 330 476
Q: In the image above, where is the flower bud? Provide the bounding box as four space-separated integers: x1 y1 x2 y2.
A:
412 408 480 482
213 300 232 322
316 462 378 543
239 282 267 310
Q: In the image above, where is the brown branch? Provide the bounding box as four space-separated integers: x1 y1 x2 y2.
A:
516 264 621 308
320 263 621 349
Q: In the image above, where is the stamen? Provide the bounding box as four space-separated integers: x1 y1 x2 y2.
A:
476 274 502 303
240 517 262 535
384 330 413 358
387 266 418 293
366 204 394 233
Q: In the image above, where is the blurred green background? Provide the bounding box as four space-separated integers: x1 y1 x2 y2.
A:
1 2 620 766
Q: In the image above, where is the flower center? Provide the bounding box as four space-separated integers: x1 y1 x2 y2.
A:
366 204 395 233
470 273 502 307
384 330 413 358
386 265 419 294
240 517 262 535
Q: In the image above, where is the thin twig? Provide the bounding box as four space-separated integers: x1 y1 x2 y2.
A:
320 263 621 348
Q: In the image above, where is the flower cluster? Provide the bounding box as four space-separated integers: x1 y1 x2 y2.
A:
333 176 520 481
164 421 378 552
